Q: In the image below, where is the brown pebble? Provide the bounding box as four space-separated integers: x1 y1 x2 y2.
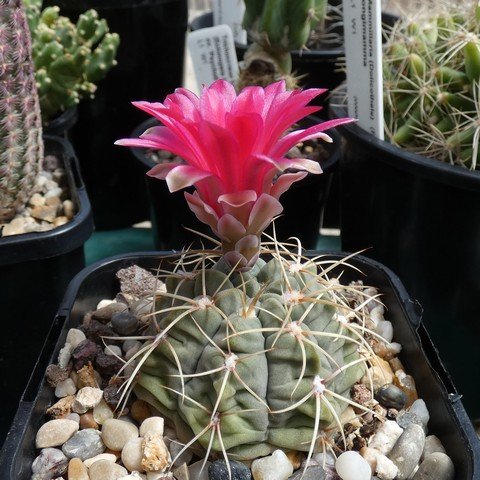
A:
45 364 70 387
68 457 89 480
76 362 98 388
393 370 418 407
131 399 152 423
286 450 305 470
53 216 69 227
45 196 61 207
79 412 99 430
92 302 128 323
389 357 404 373
351 383 372 407
31 205 57 223
46 395 75 419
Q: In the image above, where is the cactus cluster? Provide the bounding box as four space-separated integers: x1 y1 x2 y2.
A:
0 0 44 224
239 0 328 89
383 1 480 170
24 0 119 121
123 245 378 463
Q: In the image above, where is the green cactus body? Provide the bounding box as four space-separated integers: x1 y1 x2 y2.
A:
383 1 480 170
23 0 119 121
0 0 44 223
133 253 368 460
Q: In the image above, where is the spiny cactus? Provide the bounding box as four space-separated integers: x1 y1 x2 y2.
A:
383 0 480 170
0 0 44 224
239 0 328 89
24 0 120 121
126 244 378 462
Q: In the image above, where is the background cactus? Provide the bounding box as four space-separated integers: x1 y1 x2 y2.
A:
129 247 373 461
0 0 44 223
239 0 329 89
23 0 119 121
383 0 480 170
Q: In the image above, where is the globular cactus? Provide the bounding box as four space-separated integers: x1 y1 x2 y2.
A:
239 0 328 89
0 0 44 223
23 0 120 121
130 248 373 461
383 1 480 170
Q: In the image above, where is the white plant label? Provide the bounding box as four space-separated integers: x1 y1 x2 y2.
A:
212 0 247 44
342 0 384 139
188 25 240 89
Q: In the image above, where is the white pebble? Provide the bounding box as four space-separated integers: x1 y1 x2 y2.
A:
55 378 77 398
58 343 73 369
369 420 404 455
251 449 293 480
336 451 371 480
83 452 117 468
66 328 86 349
93 399 114 425
122 437 145 472
409 399 430 428
88 459 128 478
376 320 394 343
45 187 63 199
105 344 123 357
97 299 115 310
102 419 139 451
123 339 142 354
140 417 164 437
73 387 104 413
67 413 80 424
35 419 79 448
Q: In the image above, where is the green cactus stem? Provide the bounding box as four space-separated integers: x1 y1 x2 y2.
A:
0 0 44 223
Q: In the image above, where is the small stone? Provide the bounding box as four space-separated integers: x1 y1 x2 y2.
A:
122 437 145 472
351 384 372 407
72 340 102 370
361 357 394 390
67 458 89 480
68 413 81 424
140 417 164 437
95 352 124 377
312 452 335 468
285 451 305 470
173 463 189 480
186 460 209 480
388 358 404 373
147 473 174 480
105 345 123 357
409 399 430 428
46 396 75 419
368 420 403 455
131 298 155 320
376 321 393 342
29 193 45 207
45 364 70 387
31 205 58 222
93 302 128 322
396 411 424 431
84 453 118 468
88 459 128 479
77 363 99 389
103 384 122 408
393 370 418 407
55 378 77 398
31 448 68 478
123 339 142 354
335 451 371 480
63 200 75 219
251 450 293 480
169 439 193 467
102 419 139 451
54 216 69 227
112 311 139 335
62 428 105 460
67 329 87 349
116 265 163 298
375 384 407 410
412 452 454 480
360 447 397 480
85 319 117 342
73 387 104 414
80 412 99 430
208 460 251 480
340 405 362 428
422 435 446 460
126 344 141 361
142 433 171 472
388 424 425 480
36 419 79 448
45 195 61 207
130 400 152 424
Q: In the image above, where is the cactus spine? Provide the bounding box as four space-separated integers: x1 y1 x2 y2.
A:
383 1 480 170
239 0 327 89
0 0 44 223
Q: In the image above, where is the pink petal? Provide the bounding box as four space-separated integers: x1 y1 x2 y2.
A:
270 172 309 199
247 194 283 235
162 165 213 192
184 192 219 233
253 154 321 174
146 162 180 180
218 190 257 207
217 214 247 242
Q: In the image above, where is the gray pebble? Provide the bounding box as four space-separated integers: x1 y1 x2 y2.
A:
31 448 68 479
422 435 446 460
388 423 425 480
111 311 139 335
289 466 326 480
61 428 105 460
412 452 454 480
123 339 142 353
209 460 252 480
409 399 430 428
396 411 425 431
375 384 407 410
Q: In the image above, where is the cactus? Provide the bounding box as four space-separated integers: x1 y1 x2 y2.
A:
0 0 44 223
23 0 119 121
383 1 480 170
115 81 380 466
238 0 328 89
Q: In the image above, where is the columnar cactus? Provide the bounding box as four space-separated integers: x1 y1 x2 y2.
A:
239 0 327 89
0 0 44 223
383 0 480 170
24 0 120 120
116 81 378 465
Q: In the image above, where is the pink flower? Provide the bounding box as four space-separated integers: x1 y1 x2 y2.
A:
116 80 353 268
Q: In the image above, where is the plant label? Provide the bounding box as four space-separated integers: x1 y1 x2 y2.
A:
212 0 247 44
188 25 240 89
342 0 384 139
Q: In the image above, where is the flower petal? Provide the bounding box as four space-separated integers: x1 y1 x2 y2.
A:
270 172 309 199
247 194 283 235
218 190 257 207
184 192 219 233
217 214 247 242
152 165 213 192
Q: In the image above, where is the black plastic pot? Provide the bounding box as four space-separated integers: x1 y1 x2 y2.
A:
131 116 340 250
330 99 480 417
42 107 78 137
0 136 94 446
1 251 479 478
43 0 188 230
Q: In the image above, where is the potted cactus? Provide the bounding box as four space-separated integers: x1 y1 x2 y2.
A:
330 1 480 416
0 0 93 444
2 79 480 479
24 0 119 135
